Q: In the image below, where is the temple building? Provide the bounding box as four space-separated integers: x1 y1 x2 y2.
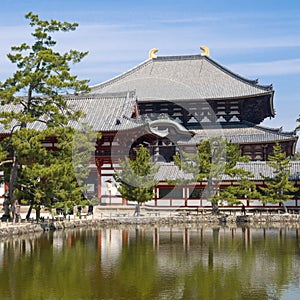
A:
77 47 298 207
1 47 299 208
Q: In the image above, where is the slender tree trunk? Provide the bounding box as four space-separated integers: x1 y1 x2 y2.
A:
208 178 219 215
35 205 41 222
212 201 219 215
9 149 19 220
26 201 34 220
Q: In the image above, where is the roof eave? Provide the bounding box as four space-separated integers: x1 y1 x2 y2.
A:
269 90 276 117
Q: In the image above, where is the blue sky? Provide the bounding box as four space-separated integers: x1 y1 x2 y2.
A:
1 0 300 134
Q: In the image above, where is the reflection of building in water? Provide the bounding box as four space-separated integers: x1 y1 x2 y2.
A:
0 234 43 264
0 243 3 266
52 232 66 252
100 229 124 271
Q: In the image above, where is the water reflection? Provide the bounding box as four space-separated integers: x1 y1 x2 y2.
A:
0 225 300 300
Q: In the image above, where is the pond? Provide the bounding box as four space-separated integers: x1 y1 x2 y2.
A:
0 224 300 300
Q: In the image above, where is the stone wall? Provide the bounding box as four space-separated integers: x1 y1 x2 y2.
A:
0 213 299 238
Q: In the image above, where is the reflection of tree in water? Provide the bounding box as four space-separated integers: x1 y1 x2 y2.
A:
0 230 100 299
0 226 299 299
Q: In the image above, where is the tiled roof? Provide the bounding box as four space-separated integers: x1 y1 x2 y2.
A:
180 122 297 145
67 92 143 131
234 161 300 180
91 55 273 101
0 91 144 133
154 161 300 182
154 162 193 181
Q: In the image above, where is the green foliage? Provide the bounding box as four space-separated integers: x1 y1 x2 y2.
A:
259 142 298 208
0 12 91 217
174 137 252 212
0 12 90 128
174 138 249 182
12 126 95 213
114 145 159 203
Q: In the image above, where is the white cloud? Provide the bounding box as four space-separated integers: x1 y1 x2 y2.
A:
1 19 300 82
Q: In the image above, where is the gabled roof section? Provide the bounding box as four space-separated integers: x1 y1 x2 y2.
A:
91 54 274 101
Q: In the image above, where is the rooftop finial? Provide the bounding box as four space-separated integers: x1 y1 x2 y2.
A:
200 45 210 56
149 48 158 59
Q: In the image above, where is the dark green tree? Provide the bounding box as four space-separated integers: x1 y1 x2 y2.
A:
12 126 95 220
114 145 159 205
0 12 90 218
259 142 298 212
174 137 250 214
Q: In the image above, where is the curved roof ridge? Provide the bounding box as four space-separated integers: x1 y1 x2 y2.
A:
241 121 296 136
66 90 137 100
204 56 273 91
254 123 297 136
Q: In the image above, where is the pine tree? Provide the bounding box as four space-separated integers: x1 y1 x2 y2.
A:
11 126 95 220
174 137 250 214
260 142 298 212
114 145 159 205
0 12 90 219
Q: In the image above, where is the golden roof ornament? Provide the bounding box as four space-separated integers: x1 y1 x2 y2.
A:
200 45 210 56
149 48 158 59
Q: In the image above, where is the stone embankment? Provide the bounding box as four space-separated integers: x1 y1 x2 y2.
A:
1 213 300 237
0 223 43 237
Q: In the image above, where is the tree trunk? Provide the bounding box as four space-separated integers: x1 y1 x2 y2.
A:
9 150 19 220
35 205 41 222
212 201 219 215
207 178 219 215
26 202 33 220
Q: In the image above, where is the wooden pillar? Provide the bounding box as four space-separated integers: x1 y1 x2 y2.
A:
97 231 102 268
153 227 159 250
183 227 190 252
122 229 128 248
